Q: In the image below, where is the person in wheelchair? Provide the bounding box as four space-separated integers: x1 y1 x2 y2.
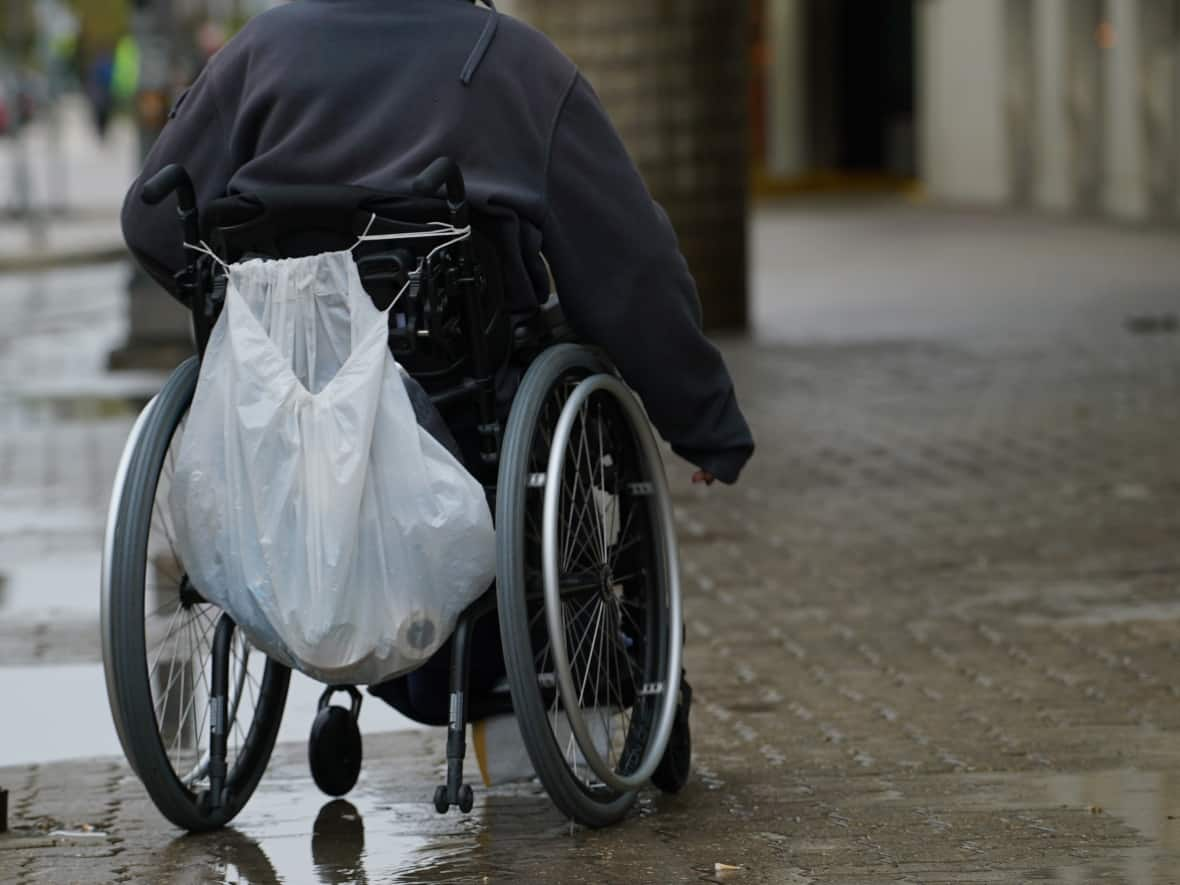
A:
121 0 754 799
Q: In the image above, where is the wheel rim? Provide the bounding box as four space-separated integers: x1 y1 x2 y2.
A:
142 415 273 793
103 363 288 828
540 374 682 793
102 393 160 771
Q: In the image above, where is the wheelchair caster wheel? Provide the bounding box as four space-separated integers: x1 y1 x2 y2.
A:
433 785 449 814
309 686 363 797
458 784 474 813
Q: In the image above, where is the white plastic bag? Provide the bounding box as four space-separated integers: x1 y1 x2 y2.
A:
169 250 496 685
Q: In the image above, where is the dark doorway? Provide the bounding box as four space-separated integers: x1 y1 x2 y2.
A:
805 0 916 177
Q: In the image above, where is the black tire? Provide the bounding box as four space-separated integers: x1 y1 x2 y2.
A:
101 357 290 832
497 344 678 827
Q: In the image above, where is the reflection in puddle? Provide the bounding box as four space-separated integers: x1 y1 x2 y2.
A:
159 795 454 885
0 660 422 767
147 768 566 885
312 800 367 884
1038 769 1180 884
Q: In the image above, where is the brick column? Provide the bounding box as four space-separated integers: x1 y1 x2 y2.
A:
509 1 750 332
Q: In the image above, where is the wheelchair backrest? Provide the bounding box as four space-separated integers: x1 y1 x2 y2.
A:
202 186 511 393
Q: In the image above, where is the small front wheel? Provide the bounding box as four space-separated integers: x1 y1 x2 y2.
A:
458 784 475 813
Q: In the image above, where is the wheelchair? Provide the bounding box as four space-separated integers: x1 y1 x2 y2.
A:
100 158 685 831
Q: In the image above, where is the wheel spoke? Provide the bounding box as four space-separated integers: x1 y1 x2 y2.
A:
561 431 599 572
558 408 586 569
578 405 606 565
574 603 605 714
609 507 639 573
154 624 187 719
564 598 601 687
601 610 616 767
171 616 192 765
147 602 186 680
596 404 610 563
559 423 589 571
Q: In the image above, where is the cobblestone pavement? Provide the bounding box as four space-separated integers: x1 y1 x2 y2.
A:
4 202 1180 883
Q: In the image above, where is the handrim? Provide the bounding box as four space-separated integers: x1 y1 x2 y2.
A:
541 373 682 792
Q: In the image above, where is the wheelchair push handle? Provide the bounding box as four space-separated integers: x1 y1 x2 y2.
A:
142 164 201 249
142 164 197 210
413 157 469 226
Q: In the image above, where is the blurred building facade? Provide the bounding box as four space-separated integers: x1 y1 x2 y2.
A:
754 0 917 188
921 0 1179 222
755 0 1180 224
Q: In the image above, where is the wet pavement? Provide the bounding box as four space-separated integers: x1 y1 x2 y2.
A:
4 200 1180 883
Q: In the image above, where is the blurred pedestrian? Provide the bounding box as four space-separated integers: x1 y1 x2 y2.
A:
83 48 114 137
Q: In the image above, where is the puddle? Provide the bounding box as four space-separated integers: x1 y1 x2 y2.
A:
0 553 101 617
0 663 423 768
48 828 108 840
152 795 454 885
969 768 1180 884
184 780 570 884
1036 769 1180 885
0 664 124 766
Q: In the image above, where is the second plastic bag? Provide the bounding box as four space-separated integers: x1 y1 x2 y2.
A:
169 250 496 685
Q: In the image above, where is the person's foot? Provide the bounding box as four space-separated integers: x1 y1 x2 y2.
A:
650 674 692 793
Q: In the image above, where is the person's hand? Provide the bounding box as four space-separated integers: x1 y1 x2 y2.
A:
692 470 715 486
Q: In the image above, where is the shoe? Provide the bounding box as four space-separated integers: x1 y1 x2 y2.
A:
650 674 692 793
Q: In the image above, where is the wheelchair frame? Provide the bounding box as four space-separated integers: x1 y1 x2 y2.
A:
105 157 682 829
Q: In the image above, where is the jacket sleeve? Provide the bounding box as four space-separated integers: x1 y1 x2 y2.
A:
120 59 236 297
539 73 754 483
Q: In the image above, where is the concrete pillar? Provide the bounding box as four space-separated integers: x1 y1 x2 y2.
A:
917 0 1009 204
507 1 750 332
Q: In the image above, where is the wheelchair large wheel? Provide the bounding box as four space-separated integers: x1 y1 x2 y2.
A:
497 344 683 828
102 358 290 832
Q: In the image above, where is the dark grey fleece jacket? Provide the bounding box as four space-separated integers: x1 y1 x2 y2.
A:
121 0 754 483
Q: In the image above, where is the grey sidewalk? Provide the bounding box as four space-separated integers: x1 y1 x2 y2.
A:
4 201 1180 883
